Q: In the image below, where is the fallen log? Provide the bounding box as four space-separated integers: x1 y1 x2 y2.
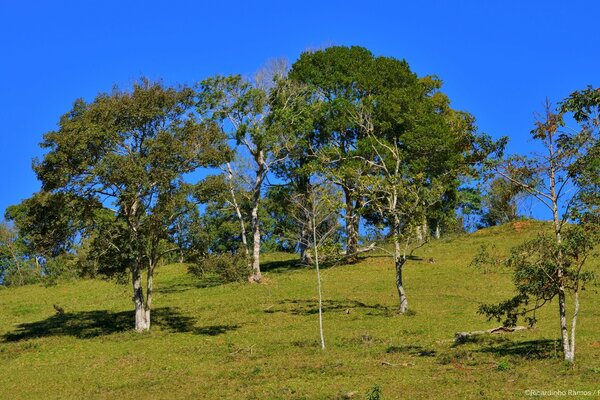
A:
454 326 528 344
340 243 376 257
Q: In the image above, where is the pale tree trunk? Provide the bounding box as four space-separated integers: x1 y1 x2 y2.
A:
548 132 576 364
311 204 325 350
248 154 266 283
249 204 262 282
226 162 249 258
299 214 314 265
434 221 441 240
145 262 154 331
132 264 149 332
557 278 571 361
393 216 408 313
568 289 579 363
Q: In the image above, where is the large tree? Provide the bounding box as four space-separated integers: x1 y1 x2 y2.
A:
288 46 375 261
352 69 492 312
31 79 228 331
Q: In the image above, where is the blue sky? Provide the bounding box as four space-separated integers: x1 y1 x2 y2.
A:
0 0 598 220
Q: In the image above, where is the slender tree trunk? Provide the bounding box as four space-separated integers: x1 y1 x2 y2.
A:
435 221 441 240
226 162 249 258
299 215 314 265
249 204 262 282
247 153 268 283
312 205 325 350
132 264 148 332
298 177 314 265
145 262 154 331
393 216 408 313
343 187 359 262
568 289 579 363
557 279 571 362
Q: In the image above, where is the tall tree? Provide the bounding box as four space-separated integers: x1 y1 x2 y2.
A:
198 67 306 282
480 176 524 227
288 46 377 261
353 72 491 312
31 79 228 331
481 95 599 363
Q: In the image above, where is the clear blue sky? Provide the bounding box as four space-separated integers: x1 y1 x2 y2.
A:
1 0 598 219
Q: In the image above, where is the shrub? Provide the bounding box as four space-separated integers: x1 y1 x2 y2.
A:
188 252 251 283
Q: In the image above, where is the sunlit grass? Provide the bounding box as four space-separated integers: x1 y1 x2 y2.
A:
0 221 598 399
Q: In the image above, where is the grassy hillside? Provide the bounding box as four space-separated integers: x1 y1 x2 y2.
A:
1 221 599 399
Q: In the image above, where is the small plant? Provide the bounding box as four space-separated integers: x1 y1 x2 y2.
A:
496 360 511 371
365 384 382 400
469 244 502 274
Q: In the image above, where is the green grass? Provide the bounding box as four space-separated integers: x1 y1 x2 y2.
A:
1 221 599 399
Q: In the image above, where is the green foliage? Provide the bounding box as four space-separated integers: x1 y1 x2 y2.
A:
480 177 523 227
479 226 597 327
365 384 382 400
30 78 229 280
469 244 502 274
496 360 511 371
188 252 251 283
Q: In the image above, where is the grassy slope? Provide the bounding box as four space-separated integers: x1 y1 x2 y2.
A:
0 221 599 399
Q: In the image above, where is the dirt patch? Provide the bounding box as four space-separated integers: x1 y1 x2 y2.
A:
512 221 531 231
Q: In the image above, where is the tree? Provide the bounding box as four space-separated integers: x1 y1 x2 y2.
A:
295 47 493 312
480 176 524 227
0 221 40 286
198 67 306 282
289 179 342 350
31 79 228 331
481 95 599 363
288 46 378 262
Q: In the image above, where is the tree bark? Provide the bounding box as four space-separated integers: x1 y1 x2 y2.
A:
393 216 408 313
343 187 359 262
226 162 249 258
132 265 148 332
145 262 154 331
311 204 325 350
248 155 266 283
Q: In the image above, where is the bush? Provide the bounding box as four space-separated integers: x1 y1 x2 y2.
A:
188 252 251 283
2 260 43 287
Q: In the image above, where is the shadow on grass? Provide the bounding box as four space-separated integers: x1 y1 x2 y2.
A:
476 338 561 360
265 298 395 317
261 253 385 274
155 278 223 294
3 307 239 341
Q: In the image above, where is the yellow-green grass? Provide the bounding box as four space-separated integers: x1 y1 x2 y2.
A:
1 221 599 399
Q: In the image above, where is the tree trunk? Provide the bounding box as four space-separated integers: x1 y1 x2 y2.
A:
311 205 325 351
435 221 441 240
568 289 579 364
557 280 572 363
343 188 359 262
132 265 149 332
226 162 249 258
249 204 262 282
393 216 408 313
299 198 315 265
145 263 154 331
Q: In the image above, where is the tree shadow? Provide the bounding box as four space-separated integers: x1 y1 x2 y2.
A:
3 307 239 341
155 278 222 294
260 258 303 273
476 339 561 360
264 298 394 317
